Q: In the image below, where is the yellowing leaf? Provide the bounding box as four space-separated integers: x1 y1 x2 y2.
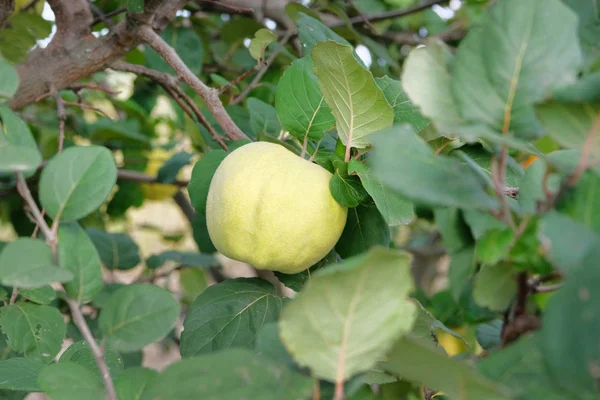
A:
249 28 277 61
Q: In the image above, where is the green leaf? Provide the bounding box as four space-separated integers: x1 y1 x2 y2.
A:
140 348 313 400
473 263 516 311
329 160 368 207
125 0 144 13
335 203 390 259
274 249 338 292
369 125 499 210
312 41 393 150
541 246 600 397
453 146 524 188
0 105 42 173
479 333 581 400
433 208 472 254
58 223 104 303
383 336 511 399
540 211 600 273
476 319 503 350
157 151 192 184
248 98 281 138
280 247 417 382
19 285 56 305
145 26 204 75
0 303 66 363
296 13 355 59
562 0 600 69
475 228 514 264
38 146 117 222
0 358 45 391
192 213 217 253
180 278 283 357
375 76 430 132
275 57 335 142
402 40 463 136
348 160 414 226
115 367 158 400
188 149 227 214
38 362 105 400
463 209 509 239
0 238 73 288
86 228 141 271
146 250 218 270
60 341 124 381
179 268 207 304
536 101 600 160
0 55 19 100
87 118 150 147
248 28 277 61
99 284 180 352
552 70 600 103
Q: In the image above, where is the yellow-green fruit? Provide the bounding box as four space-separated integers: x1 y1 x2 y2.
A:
206 142 348 274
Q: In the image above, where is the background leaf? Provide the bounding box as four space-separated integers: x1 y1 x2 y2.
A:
248 98 281 138
86 228 141 271
59 341 124 381
99 284 180 352
375 76 430 132
280 247 417 382
249 28 277 61
115 367 158 400
312 41 393 149
0 358 45 391
473 263 516 311
335 203 390 259
188 150 227 214
38 362 105 400
146 250 218 270
39 146 117 222
180 278 283 357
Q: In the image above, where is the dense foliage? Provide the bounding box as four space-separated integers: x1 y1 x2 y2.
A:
0 0 598 399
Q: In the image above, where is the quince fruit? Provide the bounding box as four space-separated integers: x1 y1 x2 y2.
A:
206 142 348 274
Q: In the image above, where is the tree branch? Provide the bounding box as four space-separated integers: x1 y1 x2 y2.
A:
47 0 94 49
136 24 248 141
110 61 229 150
0 0 14 27
8 0 188 110
328 0 450 27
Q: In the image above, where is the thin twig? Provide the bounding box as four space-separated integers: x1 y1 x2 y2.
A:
69 84 119 95
532 283 563 293
63 101 113 118
219 63 262 95
110 61 229 150
9 288 18 304
198 0 254 15
117 168 189 186
66 298 117 400
54 92 66 153
15 173 54 242
231 29 294 105
343 0 377 34
137 25 248 141
328 0 450 27
334 380 344 400
91 6 126 27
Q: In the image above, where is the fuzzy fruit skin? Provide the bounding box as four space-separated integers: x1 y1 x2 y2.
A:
206 142 348 274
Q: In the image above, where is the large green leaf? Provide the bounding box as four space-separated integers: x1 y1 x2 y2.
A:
115 367 158 400
59 341 124 381
99 284 180 352
312 41 393 150
188 149 227 214
58 223 104 303
38 146 117 222
335 203 390 259
348 160 414 226
0 238 73 289
375 76 430 132
541 246 600 397
275 57 335 142
280 247 417 382
478 334 577 399
86 228 141 271
383 336 511 399
482 0 582 108
38 362 105 400
369 125 499 210
140 349 313 400
0 358 45 391
180 278 283 357
0 303 66 363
